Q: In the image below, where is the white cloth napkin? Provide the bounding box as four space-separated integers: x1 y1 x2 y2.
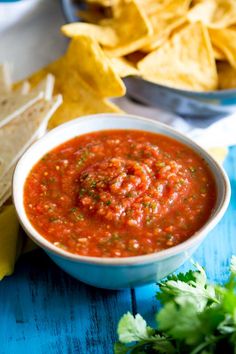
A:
0 0 235 150
114 97 236 149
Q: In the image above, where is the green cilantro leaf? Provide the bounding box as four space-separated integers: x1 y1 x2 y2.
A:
156 300 203 345
115 256 236 354
117 312 154 344
157 263 218 311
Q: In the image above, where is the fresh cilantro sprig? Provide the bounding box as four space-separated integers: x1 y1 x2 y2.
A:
115 257 236 354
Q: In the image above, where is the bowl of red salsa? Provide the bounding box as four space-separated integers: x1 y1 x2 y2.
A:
13 114 230 289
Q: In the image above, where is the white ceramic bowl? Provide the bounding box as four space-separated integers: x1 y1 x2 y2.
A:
13 114 231 289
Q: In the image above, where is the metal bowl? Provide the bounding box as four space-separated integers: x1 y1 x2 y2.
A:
60 0 236 118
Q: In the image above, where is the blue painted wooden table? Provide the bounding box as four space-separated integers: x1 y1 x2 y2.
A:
0 147 235 354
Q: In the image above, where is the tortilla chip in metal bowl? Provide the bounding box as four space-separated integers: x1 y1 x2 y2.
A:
60 0 236 119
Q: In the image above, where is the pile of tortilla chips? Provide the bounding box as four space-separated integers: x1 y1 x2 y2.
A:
18 35 125 129
62 0 236 91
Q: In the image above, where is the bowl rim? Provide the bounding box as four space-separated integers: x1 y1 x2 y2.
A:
127 76 236 100
13 113 231 266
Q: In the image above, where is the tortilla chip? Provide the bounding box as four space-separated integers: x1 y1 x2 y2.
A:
0 204 19 280
126 51 147 65
0 63 11 94
72 1 152 56
86 0 113 5
209 28 236 69
188 0 236 29
65 36 125 97
78 8 108 24
138 0 191 51
138 23 218 91
48 95 122 129
61 22 119 47
0 95 62 182
99 0 152 57
23 59 62 93
109 57 138 77
207 147 228 165
213 45 226 61
217 61 236 90
25 37 125 99
27 64 123 129
22 37 123 126
0 91 43 129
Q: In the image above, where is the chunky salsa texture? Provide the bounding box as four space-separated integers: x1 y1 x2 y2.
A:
24 130 216 257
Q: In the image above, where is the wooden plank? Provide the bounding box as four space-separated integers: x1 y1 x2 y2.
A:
0 251 132 354
134 146 236 325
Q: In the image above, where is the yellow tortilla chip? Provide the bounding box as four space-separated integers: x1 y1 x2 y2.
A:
17 34 126 128
101 0 152 57
86 0 113 5
126 51 147 65
207 147 228 164
209 28 236 69
61 23 119 48
109 57 138 77
188 0 236 29
74 0 152 57
78 8 109 24
0 204 19 280
138 23 218 91
48 96 122 129
213 45 226 61
27 38 125 99
217 61 236 90
23 59 63 94
65 36 125 97
138 0 191 51
25 60 123 128
26 36 125 99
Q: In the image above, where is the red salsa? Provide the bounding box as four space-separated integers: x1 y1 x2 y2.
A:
24 130 216 257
